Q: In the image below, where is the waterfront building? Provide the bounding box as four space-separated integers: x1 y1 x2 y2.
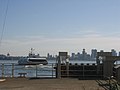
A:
47 53 56 60
70 49 92 60
119 52 120 56
111 49 117 56
86 54 91 61
77 52 81 60
47 53 50 58
71 53 75 60
91 49 97 60
82 49 87 60
100 50 104 52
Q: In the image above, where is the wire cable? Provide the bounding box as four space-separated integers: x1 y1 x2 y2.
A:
0 0 9 53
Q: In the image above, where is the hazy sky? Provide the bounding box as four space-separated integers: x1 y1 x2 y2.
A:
0 0 120 56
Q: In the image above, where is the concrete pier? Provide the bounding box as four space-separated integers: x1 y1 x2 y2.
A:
0 78 105 90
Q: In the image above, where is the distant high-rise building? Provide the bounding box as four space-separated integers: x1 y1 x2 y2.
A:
91 49 97 60
82 49 86 55
111 49 117 56
71 53 75 59
47 53 50 58
119 51 120 56
100 50 104 52
77 52 80 60
82 49 86 60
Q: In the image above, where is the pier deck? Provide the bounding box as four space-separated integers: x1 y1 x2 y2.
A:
0 78 106 90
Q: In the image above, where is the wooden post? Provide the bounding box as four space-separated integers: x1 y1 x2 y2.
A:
57 56 61 79
36 65 37 78
52 63 53 78
2 64 4 78
83 64 84 78
66 58 69 77
12 64 14 77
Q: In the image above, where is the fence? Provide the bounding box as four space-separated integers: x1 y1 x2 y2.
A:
56 63 103 79
0 63 104 79
0 63 56 78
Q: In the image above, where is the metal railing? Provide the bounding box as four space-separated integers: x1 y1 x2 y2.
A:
0 63 103 79
0 63 56 78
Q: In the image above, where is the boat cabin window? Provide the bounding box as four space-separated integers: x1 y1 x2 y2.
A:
29 59 46 62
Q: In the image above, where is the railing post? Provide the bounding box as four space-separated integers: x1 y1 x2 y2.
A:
83 64 84 78
12 64 14 77
108 77 112 90
2 64 4 78
66 59 69 77
57 56 61 79
36 65 37 78
52 63 53 78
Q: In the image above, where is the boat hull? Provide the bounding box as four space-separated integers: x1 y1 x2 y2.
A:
18 58 48 65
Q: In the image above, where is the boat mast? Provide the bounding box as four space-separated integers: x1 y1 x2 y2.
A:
29 48 35 57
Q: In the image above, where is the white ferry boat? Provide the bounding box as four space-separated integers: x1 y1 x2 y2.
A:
18 57 48 65
18 48 48 65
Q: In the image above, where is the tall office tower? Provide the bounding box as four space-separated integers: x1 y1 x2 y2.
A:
91 49 97 60
100 50 104 52
111 49 117 56
119 51 120 56
77 52 80 60
82 49 86 60
71 53 75 59
47 53 50 58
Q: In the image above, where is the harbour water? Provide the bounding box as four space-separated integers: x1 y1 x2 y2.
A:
0 61 55 78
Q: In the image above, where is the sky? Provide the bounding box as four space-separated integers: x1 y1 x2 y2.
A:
0 0 120 56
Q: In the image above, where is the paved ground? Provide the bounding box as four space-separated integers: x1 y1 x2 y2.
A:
0 78 106 90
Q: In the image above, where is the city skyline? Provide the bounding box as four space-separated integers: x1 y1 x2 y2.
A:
0 48 120 61
0 48 119 57
0 0 120 56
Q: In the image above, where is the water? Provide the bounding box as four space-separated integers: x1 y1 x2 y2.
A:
0 60 18 64
0 60 56 77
